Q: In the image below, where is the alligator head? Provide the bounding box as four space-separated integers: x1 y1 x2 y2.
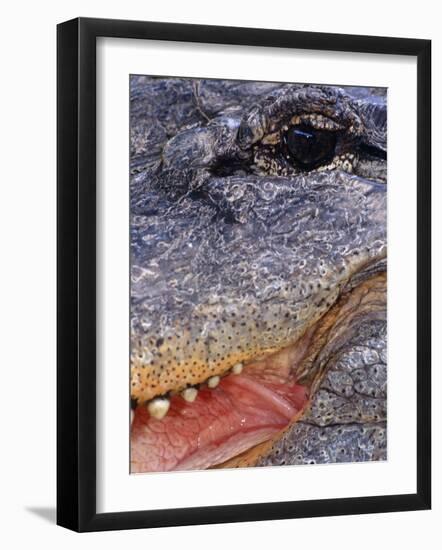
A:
129 77 387 472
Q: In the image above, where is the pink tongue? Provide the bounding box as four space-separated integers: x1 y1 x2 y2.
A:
131 375 308 473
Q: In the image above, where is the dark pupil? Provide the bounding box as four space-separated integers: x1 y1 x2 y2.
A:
284 125 336 169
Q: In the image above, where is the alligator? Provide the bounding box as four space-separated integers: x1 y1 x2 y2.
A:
129 76 387 473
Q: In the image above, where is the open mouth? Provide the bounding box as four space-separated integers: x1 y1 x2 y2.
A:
130 271 386 473
131 343 311 472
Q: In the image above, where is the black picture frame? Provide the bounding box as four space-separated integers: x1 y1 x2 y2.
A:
57 17 431 532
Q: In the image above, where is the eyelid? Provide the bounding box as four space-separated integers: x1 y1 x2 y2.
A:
260 114 343 145
289 114 344 131
238 85 341 148
238 85 364 150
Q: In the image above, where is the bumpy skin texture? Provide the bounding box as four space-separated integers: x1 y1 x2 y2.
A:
130 76 387 466
257 318 387 466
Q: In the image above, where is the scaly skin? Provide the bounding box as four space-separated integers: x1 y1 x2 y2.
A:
130 76 387 466
257 317 387 466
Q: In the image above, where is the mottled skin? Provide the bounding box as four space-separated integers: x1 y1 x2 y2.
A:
130 76 387 466
258 310 387 465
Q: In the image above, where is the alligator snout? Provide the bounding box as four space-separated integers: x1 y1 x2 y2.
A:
131 169 386 407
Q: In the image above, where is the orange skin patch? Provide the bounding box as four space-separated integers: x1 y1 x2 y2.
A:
130 299 332 405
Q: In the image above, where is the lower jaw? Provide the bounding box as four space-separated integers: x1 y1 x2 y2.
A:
130 272 386 473
130 371 310 473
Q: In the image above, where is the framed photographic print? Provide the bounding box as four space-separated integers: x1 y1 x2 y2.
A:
57 17 431 532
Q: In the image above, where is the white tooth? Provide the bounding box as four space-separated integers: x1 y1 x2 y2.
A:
147 397 170 420
131 410 134 425
207 375 220 389
232 362 243 375
182 387 198 402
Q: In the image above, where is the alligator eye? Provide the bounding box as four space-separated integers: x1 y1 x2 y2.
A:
283 125 336 169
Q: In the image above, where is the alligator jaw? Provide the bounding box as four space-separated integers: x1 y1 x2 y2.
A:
131 271 386 472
